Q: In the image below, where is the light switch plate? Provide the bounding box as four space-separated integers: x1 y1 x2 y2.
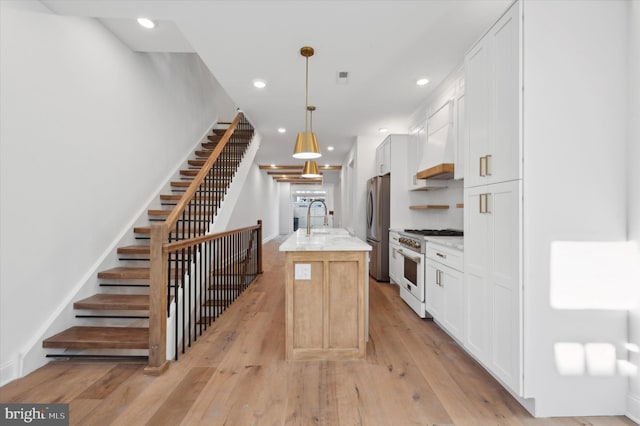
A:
295 263 311 280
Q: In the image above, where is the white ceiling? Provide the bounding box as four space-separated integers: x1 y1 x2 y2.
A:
41 0 511 166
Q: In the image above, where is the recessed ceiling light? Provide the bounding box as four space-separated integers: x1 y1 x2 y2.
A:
278 128 286 133
327 146 334 151
137 18 155 29
416 78 429 86
378 128 388 133
253 79 267 89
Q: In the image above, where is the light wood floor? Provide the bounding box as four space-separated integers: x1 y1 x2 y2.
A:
1 238 634 425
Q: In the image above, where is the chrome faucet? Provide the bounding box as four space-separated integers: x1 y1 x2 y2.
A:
306 199 329 236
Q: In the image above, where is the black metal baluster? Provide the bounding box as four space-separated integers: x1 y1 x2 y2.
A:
188 243 192 348
225 234 230 310
174 221 180 360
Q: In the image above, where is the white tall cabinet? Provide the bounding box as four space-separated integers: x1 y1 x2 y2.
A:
463 0 630 417
463 0 523 396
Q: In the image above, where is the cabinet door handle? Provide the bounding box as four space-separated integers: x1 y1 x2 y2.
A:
436 252 446 259
439 270 443 287
435 269 440 286
479 156 485 177
478 193 491 214
480 192 491 213
485 155 492 176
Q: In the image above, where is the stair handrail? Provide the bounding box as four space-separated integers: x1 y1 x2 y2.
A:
164 112 244 231
146 112 256 375
147 219 263 374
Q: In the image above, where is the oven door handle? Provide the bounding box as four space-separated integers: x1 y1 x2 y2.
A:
396 249 421 264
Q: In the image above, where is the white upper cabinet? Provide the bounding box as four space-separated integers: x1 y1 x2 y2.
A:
375 136 391 176
454 86 465 180
464 3 521 188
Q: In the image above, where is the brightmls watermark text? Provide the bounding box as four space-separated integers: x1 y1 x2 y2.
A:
1 404 68 425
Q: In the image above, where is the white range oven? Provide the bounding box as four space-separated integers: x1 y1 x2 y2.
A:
397 229 463 318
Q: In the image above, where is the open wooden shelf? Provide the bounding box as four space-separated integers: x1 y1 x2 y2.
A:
409 205 450 210
416 163 455 180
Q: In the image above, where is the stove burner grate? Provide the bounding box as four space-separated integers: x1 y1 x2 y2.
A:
403 229 463 237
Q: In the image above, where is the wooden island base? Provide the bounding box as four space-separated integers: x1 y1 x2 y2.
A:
285 250 367 361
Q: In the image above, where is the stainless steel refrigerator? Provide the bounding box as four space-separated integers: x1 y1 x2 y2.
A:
366 174 390 281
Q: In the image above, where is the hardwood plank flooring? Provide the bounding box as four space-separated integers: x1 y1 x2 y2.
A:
0 237 635 426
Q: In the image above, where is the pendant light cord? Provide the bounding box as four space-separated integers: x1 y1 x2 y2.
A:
304 56 309 133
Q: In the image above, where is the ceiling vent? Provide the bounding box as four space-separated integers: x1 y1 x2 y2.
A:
336 71 349 84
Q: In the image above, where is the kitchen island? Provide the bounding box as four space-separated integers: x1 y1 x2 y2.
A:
279 228 371 361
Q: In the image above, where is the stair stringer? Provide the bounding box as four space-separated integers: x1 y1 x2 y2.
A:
11 119 226 384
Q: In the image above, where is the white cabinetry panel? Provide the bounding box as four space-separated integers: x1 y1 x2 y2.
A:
464 180 522 394
465 3 520 188
426 242 465 342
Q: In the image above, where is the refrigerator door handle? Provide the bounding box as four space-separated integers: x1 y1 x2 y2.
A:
367 191 373 230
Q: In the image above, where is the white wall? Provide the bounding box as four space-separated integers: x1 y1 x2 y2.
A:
278 182 292 234
351 136 378 240
522 0 629 416
627 1 640 422
0 3 236 383
225 163 280 242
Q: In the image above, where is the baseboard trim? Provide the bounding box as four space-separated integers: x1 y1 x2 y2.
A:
628 393 640 424
0 359 18 387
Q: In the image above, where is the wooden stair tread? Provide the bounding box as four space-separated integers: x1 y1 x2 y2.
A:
134 226 204 235
148 209 213 217
43 326 149 349
180 169 233 176
160 194 220 201
170 181 229 188
212 128 253 136
195 150 245 158
74 294 149 310
98 267 151 280
201 143 245 150
117 245 150 254
97 266 185 280
206 135 251 142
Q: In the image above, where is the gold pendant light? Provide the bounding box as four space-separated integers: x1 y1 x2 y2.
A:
301 160 321 178
293 46 321 159
301 106 322 178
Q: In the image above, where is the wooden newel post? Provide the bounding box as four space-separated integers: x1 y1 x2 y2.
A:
257 220 263 274
145 223 170 375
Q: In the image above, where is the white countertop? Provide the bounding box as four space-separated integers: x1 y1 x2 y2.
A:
424 236 464 251
279 228 372 252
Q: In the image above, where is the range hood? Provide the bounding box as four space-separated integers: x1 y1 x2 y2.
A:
416 100 455 180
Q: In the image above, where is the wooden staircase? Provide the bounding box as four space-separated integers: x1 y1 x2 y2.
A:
42 122 252 357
